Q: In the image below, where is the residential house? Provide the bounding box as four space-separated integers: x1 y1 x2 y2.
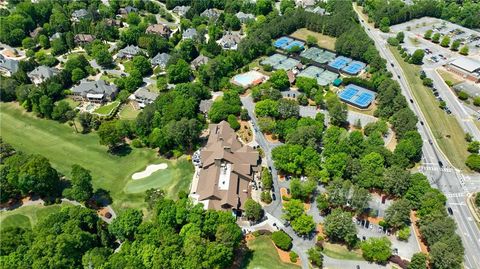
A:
173 5 190 17
201 9 220 20
74 34 95 45
199 99 213 114
71 79 118 103
306 6 328 15
151 52 171 69
146 24 172 38
49 32 62 41
190 121 260 212
71 9 88 22
295 0 317 8
132 88 159 108
27 65 59 85
105 18 123 27
0 55 19 77
235 12 255 23
118 6 138 16
191 55 210 70
182 28 198 40
117 45 142 59
218 32 242 50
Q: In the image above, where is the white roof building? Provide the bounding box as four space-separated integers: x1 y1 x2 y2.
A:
450 57 480 73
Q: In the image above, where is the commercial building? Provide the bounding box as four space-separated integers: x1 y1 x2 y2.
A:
446 57 480 82
191 121 260 212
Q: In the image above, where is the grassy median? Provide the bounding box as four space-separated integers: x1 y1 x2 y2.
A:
389 47 469 170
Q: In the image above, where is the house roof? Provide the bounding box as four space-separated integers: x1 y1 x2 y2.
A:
119 6 138 14
199 99 213 113
74 34 95 43
28 66 59 80
295 0 317 7
134 88 159 102
173 5 190 16
195 121 259 211
201 9 220 20
72 9 88 19
30 27 43 38
191 55 210 68
182 28 197 39
0 55 19 74
146 24 171 36
219 32 242 47
306 6 326 15
71 79 118 96
118 45 142 57
49 32 62 41
151 52 171 67
450 57 480 73
235 11 255 21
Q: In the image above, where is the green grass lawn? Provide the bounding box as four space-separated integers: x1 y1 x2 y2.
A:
124 158 193 199
290 28 337 51
56 97 80 108
0 103 194 211
119 103 140 120
390 46 469 170
240 235 300 269
94 101 120 116
321 243 364 261
0 202 74 231
100 74 119 83
123 60 134 73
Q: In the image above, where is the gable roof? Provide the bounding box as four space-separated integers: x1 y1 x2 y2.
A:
195 121 259 211
74 34 95 43
191 55 210 68
71 79 118 96
173 5 190 16
182 28 197 39
28 65 59 80
199 99 213 113
218 32 242 48
134 88 159 102
0 55 19 74
146 24 172 36
151 52 171 67
117 45 142 57
201 9 220 20
72 9 88 19
235 11 255 21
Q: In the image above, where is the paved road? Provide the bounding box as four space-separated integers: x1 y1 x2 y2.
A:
355 6 480 268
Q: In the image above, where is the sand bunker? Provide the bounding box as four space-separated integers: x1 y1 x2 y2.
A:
132 163 168 180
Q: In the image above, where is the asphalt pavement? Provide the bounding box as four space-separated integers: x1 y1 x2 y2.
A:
355 7 480 268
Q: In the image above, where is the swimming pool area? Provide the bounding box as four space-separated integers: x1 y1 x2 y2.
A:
231 70 268 88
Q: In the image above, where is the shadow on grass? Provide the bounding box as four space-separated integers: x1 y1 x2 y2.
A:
109 144 132 156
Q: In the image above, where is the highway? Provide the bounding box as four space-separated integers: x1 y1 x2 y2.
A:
354 7 480 268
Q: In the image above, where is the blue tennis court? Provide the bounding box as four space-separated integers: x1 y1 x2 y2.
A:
342 61 366 75
285 40 305 51
328 56 353 70
274 37 293 49
338 84 376 108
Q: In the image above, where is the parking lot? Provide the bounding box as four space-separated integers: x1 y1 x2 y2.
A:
390 17 480 57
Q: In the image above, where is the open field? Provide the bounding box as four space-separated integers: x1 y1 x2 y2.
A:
100 74 119 83
0 202 74 230
241 235 300 269
94 101 120 116
390 47 469 169
0 103 194 211
322 243 364 261
56 97 80 108
119 103 140 120
290 28 336 51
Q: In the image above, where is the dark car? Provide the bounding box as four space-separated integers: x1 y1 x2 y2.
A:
448 207 453 215
272 193 276 201
420 121 424 126
356 265 360 269
390 62 394 67
286 188 291 195
397 75 401 79
438 161 444 167
409 99 414 104
365 220 370 228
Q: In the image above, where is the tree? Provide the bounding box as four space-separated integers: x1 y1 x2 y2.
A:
459 45 469 55
432 33 441 43
408 253 427 269
418 189 447 217
306 35 318 47
316 193 329 214
262 167 273 190
350 186 371 214
384 165 411 197
38 95 53 118
269 70 290 90
296 76 318 96
440 36 450 47
450 39 461 51
410 49 425 65
227 114 240 130
379 17 390 32
244 199 263 221
290 178 316 202
361 237 391 263
71 67 86 83
308 246 323 268
385 199 411 229
419 214 456 246
323 208 357 247
457 91 469 100
326 94 347 126
62 165 93 203
356 152 385 189
108 208 143 241
424 30 433 40
277 98 299 119
271 230 292 250
475 192 480 208
167 59 192 83
17 154 60 196
280 0 295 14
52 101 74 123
429 235 464 269
283 199 304 221
132 55 152 76
396 31 405 43
291 213 316 236
255 99 279 118
256 0 273 15
97 121 124 150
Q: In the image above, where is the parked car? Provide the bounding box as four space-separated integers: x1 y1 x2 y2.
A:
272 193 276 200
448 207 453 215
